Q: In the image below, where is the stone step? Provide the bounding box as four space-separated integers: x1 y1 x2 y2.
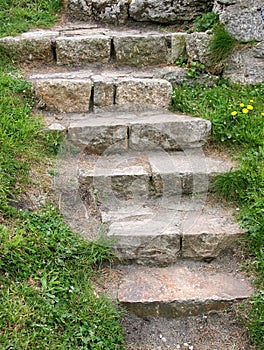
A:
65 109 211 153
117 264 254 318
28 67 176 112
0 24 186 67
99 196 243 265
78 149 233 197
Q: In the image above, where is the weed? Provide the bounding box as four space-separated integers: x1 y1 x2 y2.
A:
209 23 238 64
193 12 219 32
176 57 205 78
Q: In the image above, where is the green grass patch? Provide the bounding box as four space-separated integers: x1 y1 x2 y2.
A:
172 81 264 347
0 3 124 349
0 0 62 38
0 207 124 349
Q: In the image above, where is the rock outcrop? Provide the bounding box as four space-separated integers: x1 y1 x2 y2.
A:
65 0 214 24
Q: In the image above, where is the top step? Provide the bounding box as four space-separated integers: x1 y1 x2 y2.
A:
0 24 186 67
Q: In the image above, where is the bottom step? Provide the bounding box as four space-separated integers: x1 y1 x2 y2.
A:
118 265 253 318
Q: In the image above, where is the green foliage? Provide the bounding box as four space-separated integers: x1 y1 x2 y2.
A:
172 81 264 347
0 0 62 38
209 23 238 64
176 57 205 79
193 12 219 32
0 207 124 349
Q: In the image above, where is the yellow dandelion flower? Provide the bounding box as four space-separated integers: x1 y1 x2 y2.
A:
250 99 254 103
247 105 253 110
242 108 249 114
231 111 238 116
262 112 264 116
240 103 245 107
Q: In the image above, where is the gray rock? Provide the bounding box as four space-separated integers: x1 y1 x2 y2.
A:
66 0 93 21
167 33 187 63
114 34 168 66
129 0 213 23
223 45 264 84
162 67 219 86
33 79 93 113
118 265 254 317
56 35 111 65
186 32 212 66
214 0 264 42
92 0 129 24
0 31 57 63
115 78 172 109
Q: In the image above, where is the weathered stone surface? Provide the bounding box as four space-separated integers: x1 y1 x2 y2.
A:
186 32 212 66
114 35 168 66
214 0 264 42
223 45 264 84
129 112 211 150
167 33 187 63
68 117 128 152
78 152 150 200
92 0 129 24
107 215 182 265
56 35 111 65
0 31 57 63
116 79 172 109
29 69 173 111
64 0 213 24
182 211 243 258
93 80 115 109
118 265 254 317
66 0 93 21
129 0 213 23
163 68 219 86
78 150 232 201
33 79 93 113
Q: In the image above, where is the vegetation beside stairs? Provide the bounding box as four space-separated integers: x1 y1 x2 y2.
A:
0 1 263 349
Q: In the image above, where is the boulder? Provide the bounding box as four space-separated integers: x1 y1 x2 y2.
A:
223 44 264 84
186 32 212 66
214 0 264 42
130 0 214 23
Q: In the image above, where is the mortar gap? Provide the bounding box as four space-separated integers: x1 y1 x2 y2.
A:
89 85 94 112
51 40 57 62
110 38 116 62
179 236 183 256
113 84 117 105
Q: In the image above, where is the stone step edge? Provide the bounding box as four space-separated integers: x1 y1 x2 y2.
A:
116 264 254 318
78 150 233 196
29 74 173 113
65 111 211 152
0 28 187 66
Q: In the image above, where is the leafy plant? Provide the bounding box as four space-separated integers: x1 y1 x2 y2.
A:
193 12 219 32
176 57 205 78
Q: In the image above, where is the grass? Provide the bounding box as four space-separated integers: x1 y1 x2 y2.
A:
0 2 125 349
172 81 264 347
209 23 238 64
0 0 62 38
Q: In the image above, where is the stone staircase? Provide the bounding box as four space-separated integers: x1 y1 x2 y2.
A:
0 9 254 346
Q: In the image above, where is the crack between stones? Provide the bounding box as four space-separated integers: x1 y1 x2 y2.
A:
51 40 57 63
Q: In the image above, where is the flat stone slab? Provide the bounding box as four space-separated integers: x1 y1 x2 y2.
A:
103 198 243 265
118 265 254 318
28 68 173 112
1 24 187 66
66 110 211 152
78 150 233 198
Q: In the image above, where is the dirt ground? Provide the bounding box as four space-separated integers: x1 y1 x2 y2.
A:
121 307 255 350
